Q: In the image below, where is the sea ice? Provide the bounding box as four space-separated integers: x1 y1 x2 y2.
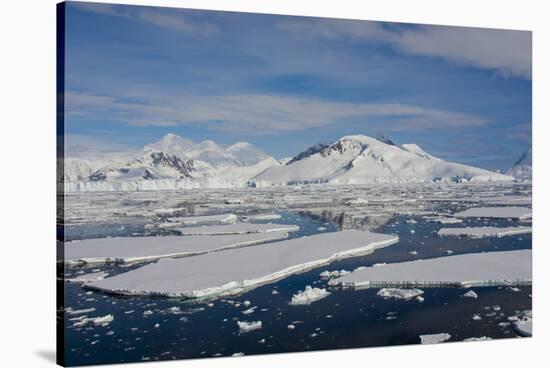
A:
454 207 532 220
290 286 331 305
376 288 424 300
166 213 238 225
462 290 478 299
247 214 282 221
86 230 398 298
319 270 350 279
419 333 451 344
65 232 289 265
237 321 262 333
175 223 299 236
463 336 492 342
330 250 531 288
437 226 531 238
66 271 109 283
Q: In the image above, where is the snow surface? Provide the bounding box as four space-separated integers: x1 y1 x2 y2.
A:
175 223 299 235
65 232 289 265
454 207 532 220
330 250 531 288
290 286 331 305
86 230 399 298
419 333 451 344
376 288 424 300
437 226 531 238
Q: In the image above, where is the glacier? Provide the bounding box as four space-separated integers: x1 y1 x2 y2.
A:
84 230 399 299
329 250 531 288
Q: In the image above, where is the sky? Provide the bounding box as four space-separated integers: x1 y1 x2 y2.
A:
63 1 532 170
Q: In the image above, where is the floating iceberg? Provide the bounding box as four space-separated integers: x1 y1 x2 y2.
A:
86 230 398 299
319 270 350 279
419 333 451 344
290 286 331 305
65 232 289 265
428 217 463 224
175 223 299 236
462 290 478 299
330 250 531 288
454 207 532 220
438 226 531 238
376 288 424 300
237 321 262 333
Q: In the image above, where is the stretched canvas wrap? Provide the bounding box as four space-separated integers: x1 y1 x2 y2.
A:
56 1 532 366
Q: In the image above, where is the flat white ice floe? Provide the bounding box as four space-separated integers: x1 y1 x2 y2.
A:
437 226 531 238
290 286 331 305
166 213 238 225
66 271 109 283
175 223 299 236
65 232 289 265
454 207 532 220
330 250 531 288
86 230 398 298
376 288 424 300
419 333 451 344
246 214 282 221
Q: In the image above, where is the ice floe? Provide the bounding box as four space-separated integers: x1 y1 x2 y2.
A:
175 223 299 235
463 336 492 342
65 232 289 265
319 270 350 279
419 333 451 344
166 213 238 225
330 250 531 288
86 230 398 298
237 321 262 333
438 226 531 238
66 271 109 283
454 207 532 220
376 288 424 300
290 286 331 305
462 290 478 299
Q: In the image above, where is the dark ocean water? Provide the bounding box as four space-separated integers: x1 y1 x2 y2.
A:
63 211 531 366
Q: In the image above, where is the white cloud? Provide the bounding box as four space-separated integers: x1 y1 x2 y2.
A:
65 91 489 134
72 2 217 35
277 19 531 79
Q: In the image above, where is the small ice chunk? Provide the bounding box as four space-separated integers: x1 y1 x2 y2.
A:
287 324 295 330
472 314 482 321
242 307 257 315
462 290 478 299
463 336 492 342
237 321 262 333
232 352 245 357
319 270 350 279
290 286 331 306
419 333 451 344
92 314 114 326
243 300 251 307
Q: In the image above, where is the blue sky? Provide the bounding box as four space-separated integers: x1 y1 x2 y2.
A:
63 1 531 170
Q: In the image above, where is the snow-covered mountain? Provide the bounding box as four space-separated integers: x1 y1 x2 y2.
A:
143 134 269 167
252 135 512 185
63 133 513 192
506 147 532 180
87 151 215 182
